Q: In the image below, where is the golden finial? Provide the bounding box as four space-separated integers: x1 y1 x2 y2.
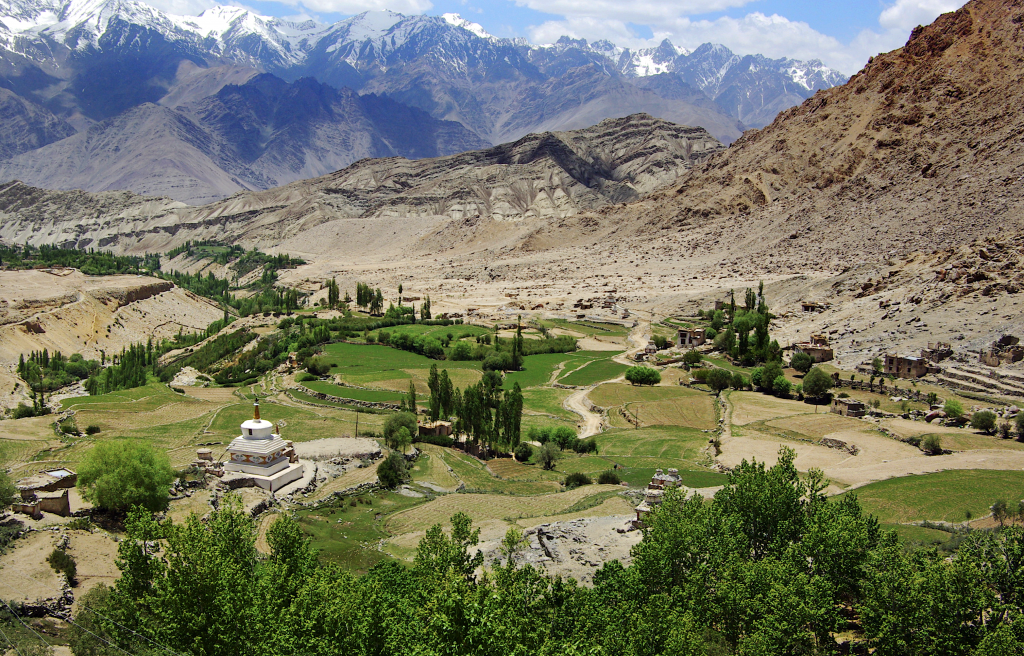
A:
254 401 260 421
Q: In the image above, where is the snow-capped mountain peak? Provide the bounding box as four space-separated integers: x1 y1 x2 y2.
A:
441 12 491 40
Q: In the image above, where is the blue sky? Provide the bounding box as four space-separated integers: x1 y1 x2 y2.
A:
158 0 969 74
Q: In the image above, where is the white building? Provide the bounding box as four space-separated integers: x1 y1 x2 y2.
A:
224 402 303 492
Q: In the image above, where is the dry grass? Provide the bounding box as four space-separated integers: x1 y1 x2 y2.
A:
766 413 870 440
513 496 634 527
729 391 809 426
306 460 381 501
591 383 716 430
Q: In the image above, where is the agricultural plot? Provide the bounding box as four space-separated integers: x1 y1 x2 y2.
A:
433 447 561 495
598 426 709 463
521 388 575 420
764 413 871 441
370 324 490 340
847 470 1024 524
591 384 717 430
207 399 351 443
301 380 408 403
409 450 461 490
880 418 1024 452
559 358 629 387
728 391 810 426
385 484 624 534
503 353 575 388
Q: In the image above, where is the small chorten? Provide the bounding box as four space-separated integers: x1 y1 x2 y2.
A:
223 401 304 491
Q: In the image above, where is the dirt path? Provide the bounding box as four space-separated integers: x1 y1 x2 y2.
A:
564 388 603 438
612 317 649 366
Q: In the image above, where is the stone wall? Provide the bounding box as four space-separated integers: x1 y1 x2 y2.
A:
294 384 404 411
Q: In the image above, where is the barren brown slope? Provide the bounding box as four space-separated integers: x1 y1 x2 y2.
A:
606 0 1024 273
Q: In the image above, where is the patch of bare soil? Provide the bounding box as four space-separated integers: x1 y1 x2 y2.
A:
65 530 120 607
0 530 64 604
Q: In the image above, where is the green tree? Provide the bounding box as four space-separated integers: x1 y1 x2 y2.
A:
383 412 418 450
706 368 732 393
414 512 483 582
772 375 792 397
802 366 833 400
394 427 413 454
971 410 997 435
944 398 964 419
871 357 883 374
759 362 783 392
731 372 747 390
790 351 814 374
77 441 174 512
625 366 661 386
377 452 409 489
991 499 1009 528
538 442 561 470
0 469 16 509
683 349 702 366
407 380 418 414
1018 412 1024 440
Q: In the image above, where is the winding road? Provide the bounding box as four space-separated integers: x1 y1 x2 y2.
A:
562 315 652 438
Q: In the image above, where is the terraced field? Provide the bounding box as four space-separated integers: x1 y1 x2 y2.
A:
592 384 716 430
847 470 1024 524
302 380 409 403
559 359 630 387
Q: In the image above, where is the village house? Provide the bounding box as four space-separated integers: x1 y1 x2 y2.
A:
419 420 453 437
831 397 867 417
884 354 938 378
644 341 659 355
678 327 706 348
792 334 834 363
12 469 78 518
920 342 953 363
634 469 686 528
800 301 829 313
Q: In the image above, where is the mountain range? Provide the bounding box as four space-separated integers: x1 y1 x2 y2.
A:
0 0 847 202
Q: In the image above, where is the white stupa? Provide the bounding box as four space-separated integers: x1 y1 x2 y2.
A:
224 402 303 491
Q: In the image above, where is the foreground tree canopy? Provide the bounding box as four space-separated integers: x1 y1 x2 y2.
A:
75 448 1024 656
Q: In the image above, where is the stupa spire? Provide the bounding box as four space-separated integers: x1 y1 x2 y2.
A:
254 401 260 421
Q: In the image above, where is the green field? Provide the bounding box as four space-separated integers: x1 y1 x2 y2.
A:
521 388 575 420
302 380 410 403
503 353 574 388
847 470 1024 524
591 384 717 430
296 491 426 573
544 319 630 337
559 358 629 387
370 323 490 340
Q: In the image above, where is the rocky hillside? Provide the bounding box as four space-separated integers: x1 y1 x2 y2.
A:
0 75 488 204
613 0 1024 273
0 114 723 252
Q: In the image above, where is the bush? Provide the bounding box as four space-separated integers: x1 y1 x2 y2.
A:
731 372 747 390
514 443 532 462
85 424 101 435
47 548 77 585
77 441 175 512
683 350 702 366
528 426 552 444
625 366 661 386
59 418 79 436
1017 412 1024 440
563 472 592 490
572 438 598 454
296 372 318 382
772 375 792 398
802 366 833 399
790 351 815 374
922 434 943 455
998 422 1012 440
944 398 964 419
377 453 409 489
306 356 331 376
552 426 577 450
597 470 621 485
749 367 764 388
970 410 998 435
705 368 732 393
0 470 16 509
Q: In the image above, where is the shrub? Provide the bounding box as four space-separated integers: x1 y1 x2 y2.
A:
85 425 101 435
750 367 764 388
998 422 1012 440
59 418 79 435
66 517 93 532
944 399 964 419
376 453 409 489
731 372 747 390
553 426 577 450
415 433 454 448
47 548 77 585
625 366 661 386
706 368 732 393
563 472 592 490
306 356 331 376
383 412 418 449
970 410 998 435
0 470 16 509
1017 412 1024 440
790 352 815 374
922 434 943 455
296 372 318 382
596 470 621 485
772 375 792 398
77 441 175 512
514 443 532 462
528 426 552 444
572 438 598 454
683 350 702 366
759 362 783 392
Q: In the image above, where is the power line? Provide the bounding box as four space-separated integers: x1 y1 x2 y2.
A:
0 622 27 656
0 596 53 655
0 581 134 656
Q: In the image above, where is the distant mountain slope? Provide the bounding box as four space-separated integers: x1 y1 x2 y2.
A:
613 0 1024 272
0 114 724 249
0 74 489 203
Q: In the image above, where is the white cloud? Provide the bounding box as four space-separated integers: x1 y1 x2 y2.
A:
879 0 965 30
290 0 431 13
529 0 968 75
144 0 220 15
515 0 755 24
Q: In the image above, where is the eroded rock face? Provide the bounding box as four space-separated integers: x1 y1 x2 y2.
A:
0 114 724 254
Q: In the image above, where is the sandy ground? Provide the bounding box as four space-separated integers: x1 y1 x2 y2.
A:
0 529 64 604
292 438 381 460
65 530 120 607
